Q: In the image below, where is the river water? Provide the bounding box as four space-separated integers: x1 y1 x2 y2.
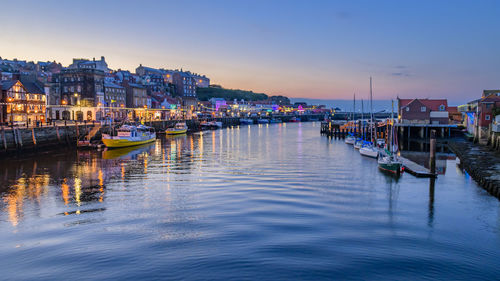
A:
1 122 500 280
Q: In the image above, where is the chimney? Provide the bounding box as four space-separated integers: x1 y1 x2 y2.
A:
93 57 95 61
101 56 105 61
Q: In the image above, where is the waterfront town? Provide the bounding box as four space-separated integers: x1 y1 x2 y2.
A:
2 1 500 280
0 56 329 125
1 55 499 145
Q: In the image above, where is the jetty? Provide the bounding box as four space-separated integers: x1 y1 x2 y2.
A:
400 156 436 178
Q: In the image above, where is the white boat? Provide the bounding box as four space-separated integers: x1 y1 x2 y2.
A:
360 77 380 159
257 119 269 124
345 135 356 144
102 125 156 148
359 143 379 158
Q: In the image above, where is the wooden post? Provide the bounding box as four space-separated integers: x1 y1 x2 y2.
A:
55 125 61 143
429 130 436 175
13 128 18 149
2 127 7 151
76 121 80 139
15 128 23 149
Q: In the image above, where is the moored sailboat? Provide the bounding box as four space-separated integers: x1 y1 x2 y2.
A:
378 100 402 174
359 77 379 158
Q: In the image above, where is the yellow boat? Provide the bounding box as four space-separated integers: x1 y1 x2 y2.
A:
102 125 156 148
166 123 188 135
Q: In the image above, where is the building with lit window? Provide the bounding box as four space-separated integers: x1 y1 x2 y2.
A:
191 73 210 88
1 80 46 125
172 72 197 98
104 82 126 120
58 68 105 107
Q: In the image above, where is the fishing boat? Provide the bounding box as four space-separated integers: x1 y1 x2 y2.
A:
166 122 187 135
378 99 402 174
257 119 269 124
239 118 254 125
289 116 300 122
269 118 282 123
102 125 156 148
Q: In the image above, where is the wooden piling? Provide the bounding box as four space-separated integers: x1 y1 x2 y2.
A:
429 130 436 175
2 127 7 151
13 128 18 149
55 125 61 143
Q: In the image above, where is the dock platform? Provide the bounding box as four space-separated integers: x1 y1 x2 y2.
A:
400 156 436 178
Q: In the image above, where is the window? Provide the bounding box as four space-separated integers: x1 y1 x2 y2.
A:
485 115 491 121
421 106 426 112
439 105 445 111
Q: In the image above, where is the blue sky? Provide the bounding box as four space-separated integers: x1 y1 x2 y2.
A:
1 0 499 103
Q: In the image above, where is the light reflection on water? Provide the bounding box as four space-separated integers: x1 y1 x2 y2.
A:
1 122 500 280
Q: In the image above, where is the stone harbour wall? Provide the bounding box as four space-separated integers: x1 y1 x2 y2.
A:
449 140 500 199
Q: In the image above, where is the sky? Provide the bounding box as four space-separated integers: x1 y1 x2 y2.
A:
1 0 499 104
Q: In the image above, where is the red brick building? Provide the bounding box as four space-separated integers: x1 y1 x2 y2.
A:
398 98 449 124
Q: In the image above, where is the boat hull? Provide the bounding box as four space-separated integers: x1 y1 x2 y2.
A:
102 136 156 148
345 137 355 145
166 129 187 135
378 162 402 174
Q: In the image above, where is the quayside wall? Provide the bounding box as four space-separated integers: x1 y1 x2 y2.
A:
449 140 500 199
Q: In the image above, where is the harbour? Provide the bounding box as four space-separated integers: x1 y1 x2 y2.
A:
1 1 500 279
1 122 500 280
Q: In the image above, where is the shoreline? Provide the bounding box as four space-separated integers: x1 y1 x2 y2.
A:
449 139 500 199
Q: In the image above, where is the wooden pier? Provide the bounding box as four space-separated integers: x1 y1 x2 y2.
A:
320 122 347 138
400 156 436 178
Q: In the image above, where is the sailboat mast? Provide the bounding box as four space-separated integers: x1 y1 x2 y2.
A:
361 99 364 140
370 77 374 142
390 99 394 153
353 93 356 134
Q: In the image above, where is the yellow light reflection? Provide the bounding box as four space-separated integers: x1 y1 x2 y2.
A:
98 170 104 202
74 178 82 208
61 178 70 205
